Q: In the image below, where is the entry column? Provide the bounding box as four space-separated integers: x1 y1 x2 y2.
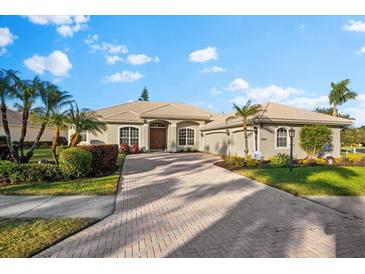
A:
167 121 177 152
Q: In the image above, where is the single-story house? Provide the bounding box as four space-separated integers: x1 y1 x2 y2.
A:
0 109 67 142
72 101 352 159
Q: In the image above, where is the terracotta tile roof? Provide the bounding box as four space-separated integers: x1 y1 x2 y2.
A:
201 102 353 130
95 101 216 122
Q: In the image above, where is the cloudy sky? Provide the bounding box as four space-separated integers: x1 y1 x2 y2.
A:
1 16 365 125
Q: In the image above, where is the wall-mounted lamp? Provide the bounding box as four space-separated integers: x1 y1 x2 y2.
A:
200 132 204 137
226 129 230 136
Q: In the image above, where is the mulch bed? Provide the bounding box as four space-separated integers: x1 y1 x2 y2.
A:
214 161 243 171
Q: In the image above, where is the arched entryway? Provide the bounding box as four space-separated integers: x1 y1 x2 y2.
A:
149 121 168 150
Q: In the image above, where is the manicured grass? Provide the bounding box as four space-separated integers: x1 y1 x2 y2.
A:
0 173 120 195
0 217 94 258
237 166 365 196
25 148 53 162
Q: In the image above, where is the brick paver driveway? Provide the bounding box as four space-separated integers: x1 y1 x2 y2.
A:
36 153 365 258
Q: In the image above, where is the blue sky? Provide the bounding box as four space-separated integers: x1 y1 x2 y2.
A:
1 16 365 125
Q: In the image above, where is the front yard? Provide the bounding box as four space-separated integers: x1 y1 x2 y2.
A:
0 217 94 257
237 166 365 196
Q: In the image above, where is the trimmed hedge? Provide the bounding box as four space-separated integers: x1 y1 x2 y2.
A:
0 161 63 184
59 147 92 178
80 144 119 174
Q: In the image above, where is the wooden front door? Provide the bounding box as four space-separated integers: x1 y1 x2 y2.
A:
150 128 165 150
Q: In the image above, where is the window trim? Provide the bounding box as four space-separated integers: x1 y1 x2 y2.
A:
178 127 196 147
275 127 290 149
79 130 88 143
118 126 140 146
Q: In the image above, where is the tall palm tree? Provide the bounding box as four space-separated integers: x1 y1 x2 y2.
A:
226 100 262 157
48 111 69 165
13 77 41 162
27 83 73 162
329 79 358 116
0 69 20 162
67 103 107 147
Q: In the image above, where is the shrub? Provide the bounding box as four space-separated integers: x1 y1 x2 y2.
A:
79 144 119 174
269 153 290 166
245 156 258 167
299 125 333 158
0 161 63 184
58 136 68 146
347 154 364 163
315 158 327 166
0 144 19 161
59 147 92 178
0 135 6 144
299 158 327 166
130 144 139 154
120 143 129 154
12 141 53 148
222 155 245 167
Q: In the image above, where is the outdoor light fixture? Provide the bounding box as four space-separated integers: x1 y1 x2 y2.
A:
289 127 295 172
226 129 230 136
200 132 204 137
289 127 295 138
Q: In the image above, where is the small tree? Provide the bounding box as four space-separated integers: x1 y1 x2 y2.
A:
138 87 149 101
226 100 262 157
299 125 333 158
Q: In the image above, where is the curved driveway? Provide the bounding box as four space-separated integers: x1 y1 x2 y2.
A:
36 153 365 257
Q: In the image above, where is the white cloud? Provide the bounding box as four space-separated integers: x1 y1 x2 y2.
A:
244 85 302 101
298 24 306 30
0 27 17 55
105 55 124 65
102 71 144 83
357 46 365 55
24 50 72 77
201 65 226 73
90 42 128 55
84 34 99 45
211 88 222 95
282 95 329 109
343 20 365 32
189 46 218 62
227 78 250 91
25 16 89 37
125 54 160 65
207 104 214 109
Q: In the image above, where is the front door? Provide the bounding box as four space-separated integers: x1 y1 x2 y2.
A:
150 128 165 150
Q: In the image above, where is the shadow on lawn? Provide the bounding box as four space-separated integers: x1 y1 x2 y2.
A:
238 166 361 196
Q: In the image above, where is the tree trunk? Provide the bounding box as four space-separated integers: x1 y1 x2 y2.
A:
25 122 46 162
1 101 18 162
332 103 337 116
243 118 248 157
18 108 29 162
70 133 80 147
52 127 60 165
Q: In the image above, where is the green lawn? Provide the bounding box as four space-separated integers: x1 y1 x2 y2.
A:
0 173 120 195
25 147 53 162
0 218 94 258
237 166 365 196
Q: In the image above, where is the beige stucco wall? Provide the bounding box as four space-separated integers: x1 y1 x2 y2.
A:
202 124 343 159
68 119 206 152
0 125 67 142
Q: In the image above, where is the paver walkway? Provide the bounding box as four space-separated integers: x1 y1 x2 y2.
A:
0 195 115 219
36 152 365 258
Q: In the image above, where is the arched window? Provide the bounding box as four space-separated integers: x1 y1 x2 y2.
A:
276 128 288 148
178 128 195 146
120 127 139 145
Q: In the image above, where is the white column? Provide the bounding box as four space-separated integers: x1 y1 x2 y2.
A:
168 121 177 152
142 123 149 151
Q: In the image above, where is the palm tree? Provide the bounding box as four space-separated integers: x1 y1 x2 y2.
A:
27 83 72 162
329 79 358 116
226 100 262 157
67 103 107 147
0 69 20 162
13 77 41 162
48 111 69 165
